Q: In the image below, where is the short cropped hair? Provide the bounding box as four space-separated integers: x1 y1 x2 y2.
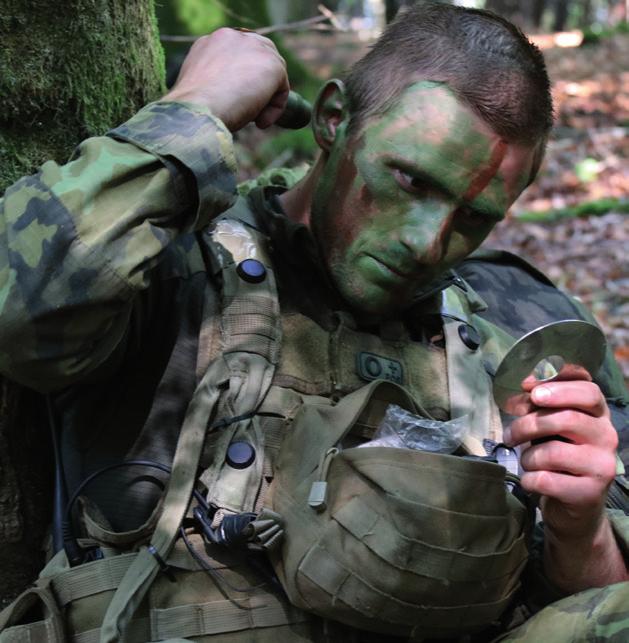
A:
345 1 553 154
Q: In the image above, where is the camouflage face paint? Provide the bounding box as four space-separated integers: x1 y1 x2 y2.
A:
311 81 537 317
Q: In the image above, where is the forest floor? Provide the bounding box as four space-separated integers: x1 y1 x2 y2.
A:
486 34 628 384
237 31 629 382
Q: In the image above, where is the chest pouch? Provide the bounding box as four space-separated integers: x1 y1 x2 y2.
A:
268 379 529 640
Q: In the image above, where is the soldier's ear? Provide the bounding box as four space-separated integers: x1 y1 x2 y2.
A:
312 79 348 151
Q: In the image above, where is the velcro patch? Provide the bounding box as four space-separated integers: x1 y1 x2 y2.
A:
356 352 403 385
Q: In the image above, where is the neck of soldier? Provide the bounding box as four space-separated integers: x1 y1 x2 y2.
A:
277 152 326 228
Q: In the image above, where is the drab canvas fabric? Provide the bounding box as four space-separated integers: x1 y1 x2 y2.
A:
0 540 315 642
269 380 529 640
0 215 293 642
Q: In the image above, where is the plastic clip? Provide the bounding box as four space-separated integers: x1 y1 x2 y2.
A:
148 545 176 583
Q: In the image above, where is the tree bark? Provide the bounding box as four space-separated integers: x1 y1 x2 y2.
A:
553 0 571 31
0 0 165 607
532 0 548 29
486 0 519 20
0 0 165 191
579 0 593 28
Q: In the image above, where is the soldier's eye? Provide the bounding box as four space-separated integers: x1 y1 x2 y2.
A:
392 169 429 195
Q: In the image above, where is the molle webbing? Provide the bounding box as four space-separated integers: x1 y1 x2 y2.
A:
269 380 528 639
274 310 450 418
0 209 286 642
199 214 282 517
0 545 308 642
97 213 282 641
98 344 228 641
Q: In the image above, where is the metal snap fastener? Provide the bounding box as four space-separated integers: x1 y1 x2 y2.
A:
226 441 256 469
458 323 481 351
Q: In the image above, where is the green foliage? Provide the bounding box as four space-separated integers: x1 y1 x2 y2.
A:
176 0 224 34
259 127 319 163
581 21 629 46
156 0 319 98
516 198 629 223
574 158 601 183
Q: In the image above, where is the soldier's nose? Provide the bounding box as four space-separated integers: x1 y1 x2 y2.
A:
400 210 454 266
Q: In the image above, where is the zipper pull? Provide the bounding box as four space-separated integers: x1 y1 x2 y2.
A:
308 447 339 512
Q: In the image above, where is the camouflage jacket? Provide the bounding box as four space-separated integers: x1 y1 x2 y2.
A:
0 101 627 608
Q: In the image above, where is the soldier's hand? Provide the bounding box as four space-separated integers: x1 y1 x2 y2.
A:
163 28 290 132
504 380 627 590
505 380 617 538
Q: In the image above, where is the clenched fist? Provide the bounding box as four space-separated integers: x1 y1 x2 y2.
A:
163 28 290 132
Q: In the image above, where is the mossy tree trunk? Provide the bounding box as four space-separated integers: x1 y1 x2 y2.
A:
0 0 165 607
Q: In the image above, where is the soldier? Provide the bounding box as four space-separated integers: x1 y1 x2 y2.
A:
0 2 627 641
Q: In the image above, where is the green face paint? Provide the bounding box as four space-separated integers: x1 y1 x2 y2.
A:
311 81 536 317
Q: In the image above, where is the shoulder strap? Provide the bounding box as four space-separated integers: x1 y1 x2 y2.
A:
99 206 282 642
198 211 283 516
441 281 515 455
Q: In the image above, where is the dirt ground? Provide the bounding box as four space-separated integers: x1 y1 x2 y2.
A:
487 35 628 382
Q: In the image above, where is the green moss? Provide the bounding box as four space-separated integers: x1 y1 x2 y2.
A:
0 0 166 191
259 128 318 165
516 198 629 223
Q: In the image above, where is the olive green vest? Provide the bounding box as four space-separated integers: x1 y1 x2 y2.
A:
0 206 522 642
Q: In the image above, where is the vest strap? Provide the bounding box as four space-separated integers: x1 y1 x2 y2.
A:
441 284 514 454
99 212 282 642
151 593 308 640
50 553 136 607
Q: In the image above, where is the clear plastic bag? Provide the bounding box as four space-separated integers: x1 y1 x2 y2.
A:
359 404 469 454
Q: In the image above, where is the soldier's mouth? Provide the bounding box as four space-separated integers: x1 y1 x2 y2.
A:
365 254 417 281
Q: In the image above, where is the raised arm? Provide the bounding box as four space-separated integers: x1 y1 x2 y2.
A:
0 29 288 392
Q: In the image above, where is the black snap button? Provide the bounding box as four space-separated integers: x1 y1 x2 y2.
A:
458 323 481 351
236 259 266 283
226 441 256 469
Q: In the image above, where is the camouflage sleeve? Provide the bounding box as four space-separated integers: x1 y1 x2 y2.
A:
0 101 237 392
519 509 628 614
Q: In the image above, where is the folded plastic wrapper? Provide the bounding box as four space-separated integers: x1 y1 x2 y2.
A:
359 404 469 454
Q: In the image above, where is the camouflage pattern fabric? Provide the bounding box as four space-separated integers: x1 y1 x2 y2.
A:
458 250 629 518
0 101 237 392
459 250 629 406
495 581 629 642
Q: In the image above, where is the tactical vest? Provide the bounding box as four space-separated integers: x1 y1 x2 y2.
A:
0 202 526 643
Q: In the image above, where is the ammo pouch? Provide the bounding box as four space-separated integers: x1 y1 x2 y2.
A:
269 380 529 640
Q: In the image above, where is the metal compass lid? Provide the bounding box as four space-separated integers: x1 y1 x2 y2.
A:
493 320 606 415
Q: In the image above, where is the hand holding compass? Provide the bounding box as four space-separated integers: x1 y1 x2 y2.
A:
492 321 624 591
